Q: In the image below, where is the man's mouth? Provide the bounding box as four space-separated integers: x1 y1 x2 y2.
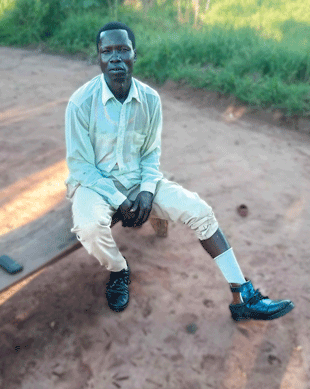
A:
109 68 126 73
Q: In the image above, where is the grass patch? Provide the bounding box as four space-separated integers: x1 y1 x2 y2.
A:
0 0 310 117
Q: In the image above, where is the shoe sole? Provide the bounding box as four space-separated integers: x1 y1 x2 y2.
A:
231 301 295 321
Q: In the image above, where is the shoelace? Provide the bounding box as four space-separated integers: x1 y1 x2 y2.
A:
108 275 131 292
247 289 269 305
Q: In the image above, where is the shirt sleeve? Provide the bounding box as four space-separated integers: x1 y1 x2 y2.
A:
139 96 164 194
65 101 127 209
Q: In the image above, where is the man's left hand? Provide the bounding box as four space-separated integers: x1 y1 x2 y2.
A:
131 191 154 227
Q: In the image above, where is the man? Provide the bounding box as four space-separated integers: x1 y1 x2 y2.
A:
65 21 295 320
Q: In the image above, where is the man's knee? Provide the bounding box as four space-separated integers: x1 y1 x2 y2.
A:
195 218 219 240
71 218 111 242
183 201 219 240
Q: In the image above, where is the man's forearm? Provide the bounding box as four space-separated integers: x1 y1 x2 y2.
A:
140 149 163 193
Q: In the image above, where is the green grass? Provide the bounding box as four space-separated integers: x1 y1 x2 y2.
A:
0 0 310 117
0 0 15 16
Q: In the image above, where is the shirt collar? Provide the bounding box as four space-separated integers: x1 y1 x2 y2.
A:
101 74 141 105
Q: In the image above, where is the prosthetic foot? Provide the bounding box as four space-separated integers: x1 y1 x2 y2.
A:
229 278 295 321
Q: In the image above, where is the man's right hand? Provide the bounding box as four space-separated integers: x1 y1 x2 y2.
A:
118 198 136 227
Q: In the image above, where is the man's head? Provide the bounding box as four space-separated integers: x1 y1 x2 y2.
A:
96 21 135 53
96 22 137 90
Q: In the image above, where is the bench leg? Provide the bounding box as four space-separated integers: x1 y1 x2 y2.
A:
149 217 168 237
111 213 168 237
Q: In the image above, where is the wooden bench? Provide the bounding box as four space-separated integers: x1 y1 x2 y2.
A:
0 196 168 294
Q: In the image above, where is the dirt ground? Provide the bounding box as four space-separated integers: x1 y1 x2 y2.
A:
0 46 310 389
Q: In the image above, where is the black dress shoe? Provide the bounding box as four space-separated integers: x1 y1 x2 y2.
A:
106 261 131 312
229 278 295 321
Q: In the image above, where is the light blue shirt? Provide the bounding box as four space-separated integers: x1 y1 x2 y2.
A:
65 74 163 209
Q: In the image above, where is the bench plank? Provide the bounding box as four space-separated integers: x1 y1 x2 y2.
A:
0 200 79 293
0 199 169 293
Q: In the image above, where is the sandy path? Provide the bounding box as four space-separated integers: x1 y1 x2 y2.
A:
0 47 309 389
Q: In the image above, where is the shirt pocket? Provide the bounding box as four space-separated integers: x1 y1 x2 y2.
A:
131 131 147 154
94 132 117 163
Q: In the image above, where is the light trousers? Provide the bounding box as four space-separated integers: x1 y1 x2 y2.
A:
69 178 219 272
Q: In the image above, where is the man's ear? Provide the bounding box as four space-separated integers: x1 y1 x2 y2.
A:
133 49 137 63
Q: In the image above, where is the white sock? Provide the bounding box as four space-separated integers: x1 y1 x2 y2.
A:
214 247 246 285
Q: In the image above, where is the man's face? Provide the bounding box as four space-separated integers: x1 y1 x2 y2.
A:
98 29 136 86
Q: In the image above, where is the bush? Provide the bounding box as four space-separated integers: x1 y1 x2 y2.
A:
49 11 107 54
0 0 49 45
0 0 309 116
0 0 112 45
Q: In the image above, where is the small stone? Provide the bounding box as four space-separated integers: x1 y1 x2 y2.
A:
203 299 214 308
49 321 59 329
186 323 198 334
237 204 248 217
52 363 66 377
267 354 282 365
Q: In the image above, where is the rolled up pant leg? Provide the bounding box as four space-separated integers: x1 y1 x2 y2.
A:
151 178 219 240
69 186 127 272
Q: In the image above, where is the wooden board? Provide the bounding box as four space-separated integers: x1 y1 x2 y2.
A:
0 202 169 294
149 217 168 237
0 200 81 293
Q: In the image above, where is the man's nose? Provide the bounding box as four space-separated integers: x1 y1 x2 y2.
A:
110 51 121 62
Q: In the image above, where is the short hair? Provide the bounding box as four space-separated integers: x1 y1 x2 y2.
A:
96 21 136 53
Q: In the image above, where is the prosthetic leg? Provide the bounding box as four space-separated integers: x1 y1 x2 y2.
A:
199 228 295 321
199 227 244 304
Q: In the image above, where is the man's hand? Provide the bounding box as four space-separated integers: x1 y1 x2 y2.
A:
131 191 154 227
118 198 136 227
